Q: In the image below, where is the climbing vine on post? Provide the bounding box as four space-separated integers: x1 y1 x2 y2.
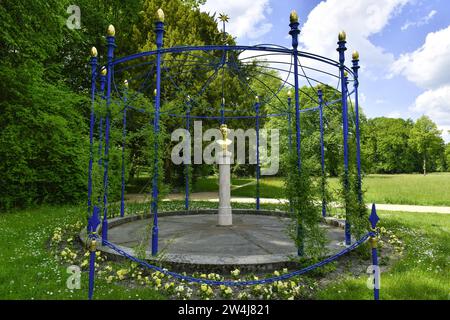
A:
285 152 326 258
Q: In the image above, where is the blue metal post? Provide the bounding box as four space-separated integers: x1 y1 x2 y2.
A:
337 31 351 245
287 91 293 214
88 48 97 218
255 97 261 211
318 89 326 217
289 11 304 256
287 91 293 151
120 80 128 217
102 25 116 245
151 11 165 256
87 206 100 300
95 68 107 213
98 69 106 171
220 98 225 125
352 51 362 203
369 204 380 300
289 14 302 171
185 97 191 211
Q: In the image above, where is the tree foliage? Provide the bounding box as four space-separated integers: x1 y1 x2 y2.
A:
409 116 445 174
0 0 228 209
362 116 446 174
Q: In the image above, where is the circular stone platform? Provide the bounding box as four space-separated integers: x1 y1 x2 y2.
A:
83 210 346 273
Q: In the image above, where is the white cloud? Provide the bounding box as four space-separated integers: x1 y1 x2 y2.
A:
391 25 450 89
401 9 437 31
200 0 272 41
412 85 450 126
391 25 450 141
300 0 410 79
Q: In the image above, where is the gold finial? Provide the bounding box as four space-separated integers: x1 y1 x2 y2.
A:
369 237 378 249
290 10 299 23
100 67 107 76
287 90 292 98
344 71 348 78
352 50 359 60
154 89 157 96
156 8 165 22
338 30 346 41
91 46 98 57
255 96 259 102
88 239 97 252
124 79 129 88
107 24 116 37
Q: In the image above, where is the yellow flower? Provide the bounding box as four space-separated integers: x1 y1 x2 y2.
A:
238 292 248 300
277 281 285 290
230 269 240 277
175 285 185 293
116 269 128 280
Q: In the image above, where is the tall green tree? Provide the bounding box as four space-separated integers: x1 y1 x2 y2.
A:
445 143 450 172
362 117 416 173
409 116 445 175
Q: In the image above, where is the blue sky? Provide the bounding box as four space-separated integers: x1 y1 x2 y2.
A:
201 0 450 141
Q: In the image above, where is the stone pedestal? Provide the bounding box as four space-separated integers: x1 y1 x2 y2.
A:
217 150 232 226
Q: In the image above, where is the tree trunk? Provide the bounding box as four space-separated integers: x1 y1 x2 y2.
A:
423 158 427 176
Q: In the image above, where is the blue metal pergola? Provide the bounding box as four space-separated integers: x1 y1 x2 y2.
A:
81 9 385 303
87 10 362 260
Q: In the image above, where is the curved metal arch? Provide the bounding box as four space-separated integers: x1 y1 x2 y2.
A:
106 44 357 120
111 45 355 77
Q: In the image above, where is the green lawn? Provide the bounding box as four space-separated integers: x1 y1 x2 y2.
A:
193 176 285 198
317 211 450 300
0 206 165 300
0 203 448 300
193 173 450 206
